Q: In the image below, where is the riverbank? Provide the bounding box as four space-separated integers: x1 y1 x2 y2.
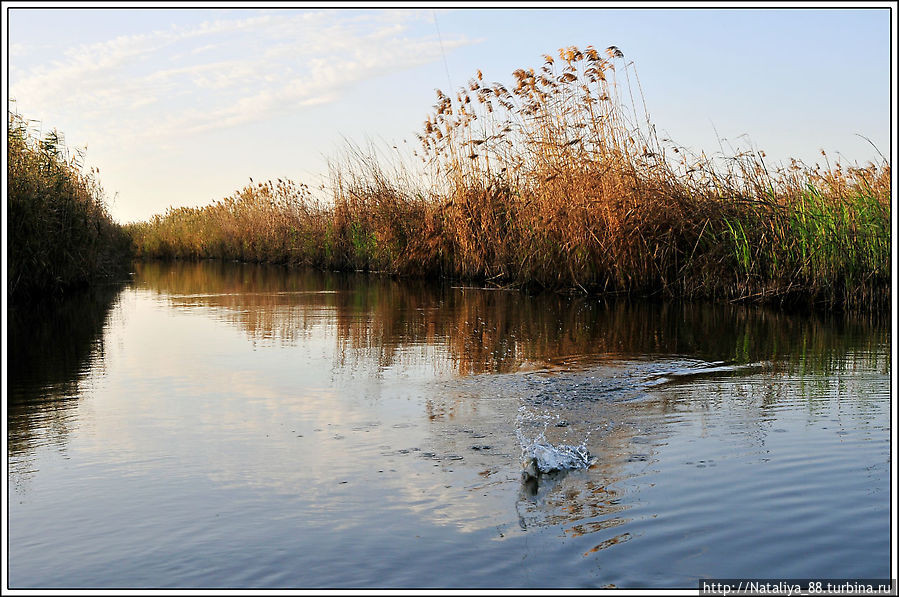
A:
126 46 891 310
7 110 132 302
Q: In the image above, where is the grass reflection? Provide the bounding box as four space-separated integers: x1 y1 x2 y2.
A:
136 261 888 377
8 282 126 465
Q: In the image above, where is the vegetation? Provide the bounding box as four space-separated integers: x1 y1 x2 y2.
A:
127 46 890 309
8 110 132 301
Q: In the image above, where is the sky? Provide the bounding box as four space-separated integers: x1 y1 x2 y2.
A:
4 3 895 224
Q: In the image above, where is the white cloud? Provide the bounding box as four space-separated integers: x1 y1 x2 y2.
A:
9 10 477 147
190 43 220 55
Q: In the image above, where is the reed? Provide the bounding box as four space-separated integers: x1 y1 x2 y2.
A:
128 46 890 309
128 178 328 264
8 110 132 301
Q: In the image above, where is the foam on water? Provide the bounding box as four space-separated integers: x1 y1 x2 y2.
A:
512 357 772 480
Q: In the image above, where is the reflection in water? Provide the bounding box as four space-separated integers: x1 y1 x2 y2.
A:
518 467 630 535
131 262 892 545
7 261 891 588
134 261 888 377
8 282 127 475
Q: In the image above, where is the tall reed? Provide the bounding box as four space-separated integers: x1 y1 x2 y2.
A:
128 46 890 309
8 110 132 301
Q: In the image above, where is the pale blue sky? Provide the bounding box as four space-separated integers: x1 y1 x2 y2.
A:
5 5 893 223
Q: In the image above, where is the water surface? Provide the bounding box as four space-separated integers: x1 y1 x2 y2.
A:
7 261 892 588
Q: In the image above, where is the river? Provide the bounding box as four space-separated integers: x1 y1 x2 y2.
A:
7 260 892 588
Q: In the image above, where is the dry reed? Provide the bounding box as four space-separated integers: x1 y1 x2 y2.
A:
8 109 132 300
128 46 890 310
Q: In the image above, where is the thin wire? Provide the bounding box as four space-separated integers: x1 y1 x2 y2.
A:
433 10 453 92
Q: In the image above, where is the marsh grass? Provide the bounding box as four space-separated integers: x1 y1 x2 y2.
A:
128 178 326 264
128 46 890 309
8 110 132 301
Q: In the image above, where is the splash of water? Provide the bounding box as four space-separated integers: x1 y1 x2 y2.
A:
521 442 595 479
516 404 596 479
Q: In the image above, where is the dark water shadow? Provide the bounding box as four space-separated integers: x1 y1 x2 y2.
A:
8 280 128 465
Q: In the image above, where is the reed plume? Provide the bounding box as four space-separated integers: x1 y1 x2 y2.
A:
128 46 890 309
